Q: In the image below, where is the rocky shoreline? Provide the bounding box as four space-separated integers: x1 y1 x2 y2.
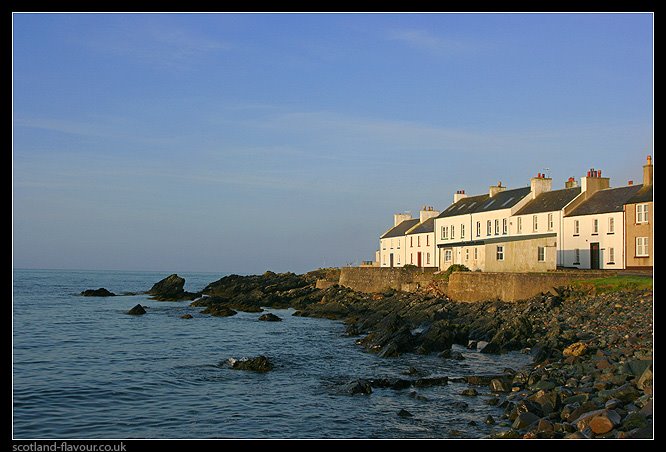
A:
85 269 653 438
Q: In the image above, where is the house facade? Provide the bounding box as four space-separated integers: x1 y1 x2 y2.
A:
405 210 439 268
624 156 653 270
379 215 418 268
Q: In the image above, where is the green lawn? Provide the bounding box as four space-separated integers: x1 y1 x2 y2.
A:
572 275 653 293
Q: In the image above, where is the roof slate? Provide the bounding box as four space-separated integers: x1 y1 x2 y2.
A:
406 217 436 235
381 218 420 239
566 184 644 217
515 187 582 215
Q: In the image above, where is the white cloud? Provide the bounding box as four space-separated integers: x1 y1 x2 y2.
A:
387 28 483 56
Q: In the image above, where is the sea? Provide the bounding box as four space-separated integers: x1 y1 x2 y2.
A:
12 269 531 439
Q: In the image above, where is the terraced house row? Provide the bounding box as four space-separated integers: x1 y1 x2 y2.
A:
378 156 653 272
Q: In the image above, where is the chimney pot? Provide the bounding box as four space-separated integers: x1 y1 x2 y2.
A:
628 180 633 185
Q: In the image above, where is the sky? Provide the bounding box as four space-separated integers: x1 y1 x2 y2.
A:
12 13 653 274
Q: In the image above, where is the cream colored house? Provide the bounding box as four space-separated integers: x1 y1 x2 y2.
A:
379 215 418 268
562 168 643 270
404 206 440 267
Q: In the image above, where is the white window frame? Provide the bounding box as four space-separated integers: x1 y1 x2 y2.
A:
533 215 538 232
460 224 465 239
494 219 500 235
451 225 455 239
548 213 554 231
502 218 508 235
465 248 469 260
426 253 430 265
487 220 492 236
608 247 615 264
574 248 580 264
593 218 599 234
636 237 649 257
445 249 452 262
517 217 522 234
474 247 478 260
496 245 504 261
608 217 614 234
636 204 649 224
476 221 481 237
537 246 545 262
574 219 580 235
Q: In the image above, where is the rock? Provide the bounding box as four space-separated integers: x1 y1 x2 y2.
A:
485 415 496 425
413 376 448 387
476 340 489 350
465 374 507 386
408 391 428 401
148 274 197 301
258 313 282 322
438 349 465 360
604 399 622 410
491 429 521 439
452 401 469 410
202 305 237 317
461 388 478 397
345 379 372 395
180 314 193 319
397 409 413 417
127 304 146 315
81 288 116 297
563 342 588 357
537 419 554 432
228 355 274 372
636 366 653 391
622 359 652 377
490 378 511 393
467 340 478 349
588 410 621 434
622 412 648 431
485 397 500 406
404 366 420 375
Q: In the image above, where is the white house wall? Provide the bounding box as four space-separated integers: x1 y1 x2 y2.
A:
379 236 407 268
562 212 625 269
406 232 437 267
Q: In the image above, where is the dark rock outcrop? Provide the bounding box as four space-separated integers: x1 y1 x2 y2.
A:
258 313 282 322
148 274 199 301
81 288 116 297
180 314 193 319
227 355 274 372
202 305 237 317
128 304 146 315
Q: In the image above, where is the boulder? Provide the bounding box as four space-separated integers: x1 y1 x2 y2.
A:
228 355 274 372
512 412 540 430
461 388 478 397
490 378 511 393
438 349 465 360
345 379 372 395
180 314 193 319
81 288 116 297
148 274 198 301
563 342 588 357
258 313 282 322
127 304 146 315
397 409 413 417
202 305 237 317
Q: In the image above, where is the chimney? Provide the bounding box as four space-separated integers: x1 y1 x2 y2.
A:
453 189 467 203
489 181 506 197
643 155 653 186
628 180 634 186
419 206 440 223
393 213 412 227
565 177 579 189
530 172 552 199
581 167 610 197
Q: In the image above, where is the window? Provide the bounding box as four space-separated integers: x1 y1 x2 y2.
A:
382 241 386 250
417 236 420 247
487 220 492 236
608 247 615 264
537 246 545 262
593 219 599 234
397 254 400 265
476 221 481 237
636 237 649 257
461 224 465 239
426 235 429 246
451 225 455 239
391 239 394 249
465 248 469 261
397 239 400 249
574 248 580 265
426 253 431 265
494 219 500 235
445 250 452 262
502 218 508 235
574 220 580 235
410 236 413 247
548 213 553 231
636 204 649 223
533 215 538 232
474 247 478 260
496 246 504 261
410 253 413 264
608 217 615 234
517 217 522 234
441 226 446 240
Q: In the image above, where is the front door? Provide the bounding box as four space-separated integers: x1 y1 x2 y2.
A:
417 252 422 267
590 243 600 269
389 253 394 268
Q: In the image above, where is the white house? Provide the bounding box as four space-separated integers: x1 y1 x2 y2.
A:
562 169 644 269
512 174 582 266
379 214 418 268
404 206 440 267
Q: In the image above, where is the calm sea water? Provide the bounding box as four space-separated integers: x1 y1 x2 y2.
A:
13 269 530 439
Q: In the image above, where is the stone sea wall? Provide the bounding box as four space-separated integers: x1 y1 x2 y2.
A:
338 267 438 293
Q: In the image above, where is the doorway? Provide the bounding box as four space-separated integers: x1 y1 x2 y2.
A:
590 243 600 269
417 252 422 267
389 253 394 268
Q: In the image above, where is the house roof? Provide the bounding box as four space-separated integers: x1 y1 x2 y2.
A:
437 232 557 248
406 217 436 235
380 219 420 239
437 186 531 219
566 184 644 217
626 184 652 204
515 187 582 215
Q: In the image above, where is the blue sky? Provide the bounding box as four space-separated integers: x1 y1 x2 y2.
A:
13 13 653 274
